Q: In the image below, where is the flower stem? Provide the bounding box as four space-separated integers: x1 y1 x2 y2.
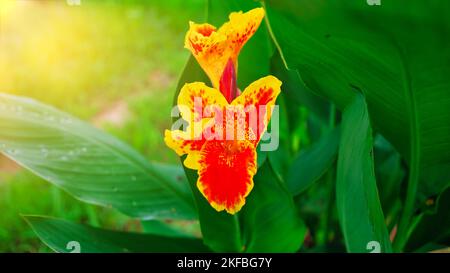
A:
393 165 420 252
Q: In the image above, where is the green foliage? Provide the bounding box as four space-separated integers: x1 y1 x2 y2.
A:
0 172 119 252
25 216 209 253
264 0 450 252
0 0 448 253
287 126 340 196
0 0 204 252
264 0 450 198
336 93 391 252
240 161 307 252
0 94 196 220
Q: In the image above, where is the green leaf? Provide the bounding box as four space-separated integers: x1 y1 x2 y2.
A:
336 93 392 253
264 0 450 203
267 93 292 183
0 93 197 220
241 161 307 252
270 49 330 124
183 158 306 253
373 135 405 220
183 165 243 252
25 216 209 253
287 126 340 196
256 145 268 168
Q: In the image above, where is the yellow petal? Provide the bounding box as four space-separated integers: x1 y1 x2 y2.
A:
220 7 265 57
184 8 265 88
177 82 229 126
164 116 217 169
232 75 282 143
164 128 203 156
183 152 202 170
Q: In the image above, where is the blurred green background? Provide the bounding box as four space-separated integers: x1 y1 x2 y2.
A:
0 0 204 252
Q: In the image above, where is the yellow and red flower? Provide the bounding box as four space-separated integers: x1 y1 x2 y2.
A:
165 8 282 214
185 7 265 90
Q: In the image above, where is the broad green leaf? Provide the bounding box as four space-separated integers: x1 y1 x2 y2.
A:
270 49 330 124
267 93 292 183
25 216 209 253
271 51 329 156
183 166 243 252
287 126 340 196
183 160 306 253
267 142 290 183
0 93 197 220
256 146 268 168
241 161 306 252
336 93 391 253
264 0 450 202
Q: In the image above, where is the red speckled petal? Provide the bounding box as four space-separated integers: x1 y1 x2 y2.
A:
232 76 282 143
197 140 257 214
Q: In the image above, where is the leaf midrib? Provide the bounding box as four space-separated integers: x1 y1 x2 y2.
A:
0 94 195 215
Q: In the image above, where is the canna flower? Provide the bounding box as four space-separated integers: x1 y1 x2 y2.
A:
185 7 265 91
165 74 281 214
165 7 282 214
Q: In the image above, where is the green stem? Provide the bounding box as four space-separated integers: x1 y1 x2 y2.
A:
262 1 289 69
393 47 421 252
393 168 419 251
232 215 243 252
